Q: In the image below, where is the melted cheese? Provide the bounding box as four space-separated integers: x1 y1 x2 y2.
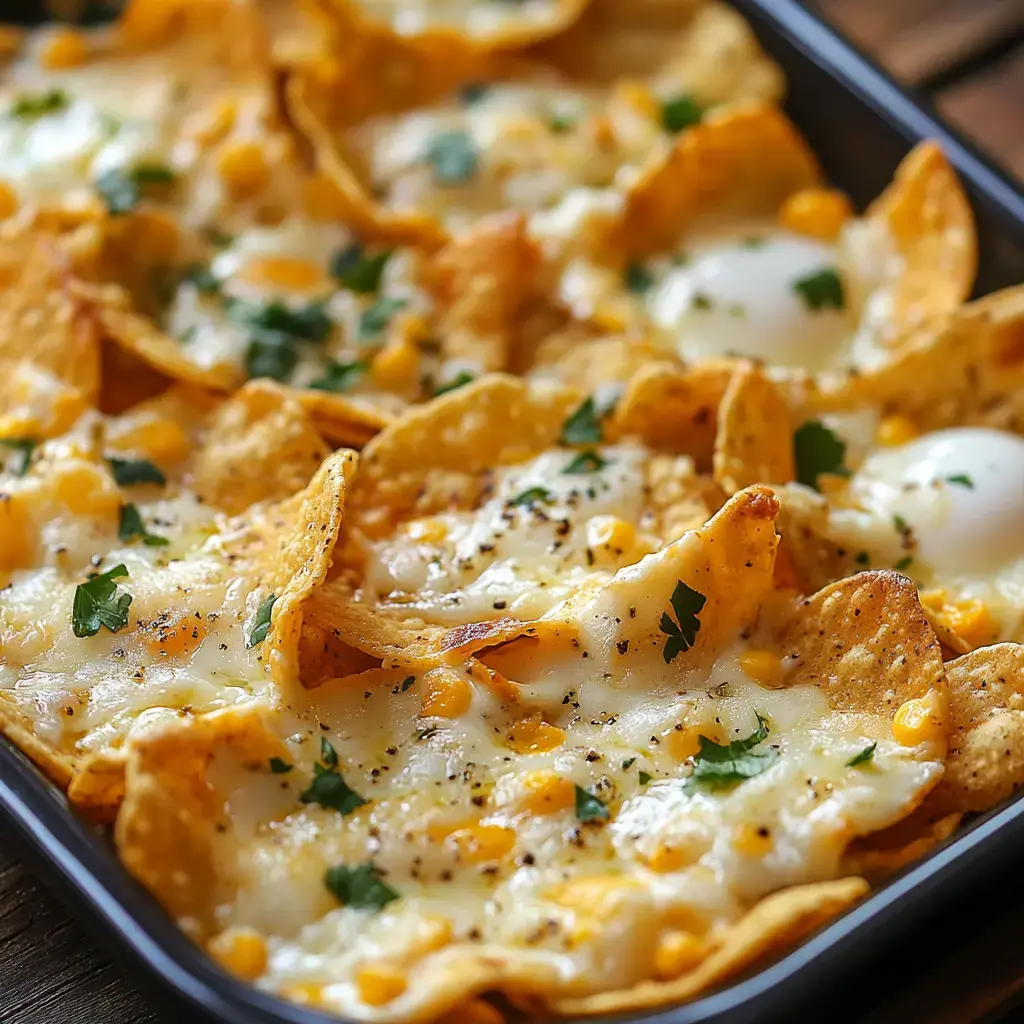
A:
360 0 567 40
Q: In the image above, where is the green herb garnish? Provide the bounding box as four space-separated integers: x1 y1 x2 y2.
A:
95 163 175 215
108 457 166 487
320 736 339 768
309 360 367 393
1 437 36 476
894 556 914 572
660 94 704 133
574 785 610 823
690 713 776 788
72 564 132 638
434 371 476 396
425 130 478 184
945 474 974 489
247 594 276 648
562 450 607 475
324 863 399 912
331 244 392 294
117 504 169 547
358 297 407 342
638 770 652 786
846 742 876 767
623 262 654 294
560 394 617 445
793 267 845 311
269 757 293 774
511 486 553 508
793 421 849 490
659 579 706 663
301 764 367 815
10 89 68 120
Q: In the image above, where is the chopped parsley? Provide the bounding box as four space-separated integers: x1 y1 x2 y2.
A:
400 675 416 692
72 564 132 638
692 292 714 311
269 757 293 774
793 267 845 311
548 112 576 134
893 514 910 535
117 504 169 547
560 393 618 445
244 335 298 382
562 450 608 475
459 82 490 105
425 130 478 185
659 579 706 663
10 89 68 120
227 298 333 382
621 758 636 770
660 94 704 133
184 264 221 295
793 421 849 490
574 785 610 823
320 736 339 768
95 163 175 215
358 297 407 342
301 763 367 815
246 594 276 648
638 770 652 786
690 713 776 788
511 486 553 507
623 262 654 294
324 862 399 912
309 360 367 393
894 556 914 572
846 742 877 767
1 437 36 476
108 457 166 487
945 473 974 489
331 244 392 294
434 371 476 396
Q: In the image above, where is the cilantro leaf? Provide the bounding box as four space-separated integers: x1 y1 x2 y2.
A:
269 757 293 774
945 473 974 489
301 765 367 815
331 244 392 294
309 360 367 393
659 580 706 663
660 94 704 133
425 130 479 184
72 564 132 638
562 450 608 475
244 335 298 382
324 862 399 912
108 457 166 487
1 437 36 476
690 713 776 788
511 486 553 508
358 297 407 342
894 555 914 572
846 742 876 767
793 421 849 490
117 504 169 547
574 785 609 823
320 736 339 768
638 770 652 785
623 262 654 294
95 163 175 215
10 89 68 120
893 514 909 535
401 675 416 692
434 371 476 397
560 394 618 445
227 299 332 343
247 594 276 648
793 267 845 311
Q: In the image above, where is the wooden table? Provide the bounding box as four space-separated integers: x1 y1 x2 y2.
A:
2 2 1023 1023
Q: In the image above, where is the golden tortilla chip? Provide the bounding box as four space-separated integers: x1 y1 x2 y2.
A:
713 363 794 492
190 381 331 515
552 877 867 1014
779 570 945 714
842 806 961 881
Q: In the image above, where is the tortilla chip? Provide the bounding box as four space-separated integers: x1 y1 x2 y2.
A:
779 570 945 714
772 483 855 596
66 749 128 823
713 363 794 492
0 695 78 789
857 141 976 337
190 381 331 515
842 807 961 881
552 877 868 1014
930 644 1024 815
290 387 394 448
613 102 822 258
527 329 669 390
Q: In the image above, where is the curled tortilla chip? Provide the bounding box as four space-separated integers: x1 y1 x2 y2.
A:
842 806 961 881
778 570 946 714
713 363 794 492
190 381 331 515
551 877 868 1015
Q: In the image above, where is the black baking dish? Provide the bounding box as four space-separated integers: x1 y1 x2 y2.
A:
2 1 1024 1022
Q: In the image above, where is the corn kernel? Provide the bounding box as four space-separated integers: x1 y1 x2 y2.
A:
646 842 689 873
778 188 853 242
449 999 505 1024
371 340 419 392
50 461 120 518
421 668 473 718
875 414 920 447
303 172 352 222
615 79 658 119
406 517 448 545
944 599 998 649
147 617 207 659
733 823 774 857
0 182 18 220
653 931 708 980
520 771 575 815
208 928 268 981
0 492 34 572
448 824 516 864
106 416 190 464
281 982 324 1007
738 648 782 688
40 27 88 69
892 688 948 746
586 515 636 563
666 722 722 762
355 963 407 1006
216 141 268 198
506 714 566 754
239 256 326 293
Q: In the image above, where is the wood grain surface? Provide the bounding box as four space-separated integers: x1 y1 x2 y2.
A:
1 2 1022 1023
